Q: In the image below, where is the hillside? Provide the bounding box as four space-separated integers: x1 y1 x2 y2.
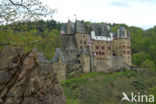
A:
0 20 156 69
62 70 156 104
0 20 156 104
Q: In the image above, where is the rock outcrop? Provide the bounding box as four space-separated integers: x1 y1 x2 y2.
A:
0 47 65 104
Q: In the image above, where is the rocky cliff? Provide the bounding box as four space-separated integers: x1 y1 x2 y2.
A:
0 47 65 104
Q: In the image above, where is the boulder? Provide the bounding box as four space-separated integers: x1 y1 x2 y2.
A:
0 46 65 104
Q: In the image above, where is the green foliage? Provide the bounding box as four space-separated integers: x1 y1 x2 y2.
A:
66 98 80 104
62 70 156 104
0 20 61 59
111 23 156 69
132 52 152 66
142 59 155 70
150 86 156 98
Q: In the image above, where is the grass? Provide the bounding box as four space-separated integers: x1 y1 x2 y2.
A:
62 70 156 104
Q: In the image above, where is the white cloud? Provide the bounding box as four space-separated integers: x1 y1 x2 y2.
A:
41 0 156 29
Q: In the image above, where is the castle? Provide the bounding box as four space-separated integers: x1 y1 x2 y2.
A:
60 20 131 73
37 20 131 82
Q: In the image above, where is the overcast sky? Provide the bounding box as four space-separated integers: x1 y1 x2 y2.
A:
41 0 156 30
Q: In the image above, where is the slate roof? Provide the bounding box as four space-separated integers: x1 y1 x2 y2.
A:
75 20 86 34
91 23 110 37
37 52 51 64
66 36 77 50
80 47 88 55
61 22 75 34
61 20 113 37
51 48 65 63
118 26 125 38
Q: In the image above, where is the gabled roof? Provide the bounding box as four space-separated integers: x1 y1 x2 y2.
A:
51 48 65 63
75 20 86 34
91 23 110 37
37 52 51 64
61 21 75 35
66 36 77 50
80 47 88 55
118 26 125 38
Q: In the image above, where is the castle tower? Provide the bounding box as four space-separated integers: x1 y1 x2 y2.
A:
51 48 66 82
74 20 89 51
90 23 113 72
80 47 90 73
60 20 75 51
113 26 131 65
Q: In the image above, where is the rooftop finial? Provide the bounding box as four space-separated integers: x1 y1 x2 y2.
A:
74 14 77 22
68 17 70 22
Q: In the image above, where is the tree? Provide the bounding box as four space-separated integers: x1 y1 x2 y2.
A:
142 59 155 70
0 0 55 24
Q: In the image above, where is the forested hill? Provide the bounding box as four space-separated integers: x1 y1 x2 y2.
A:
0 20 156 69
0 20 61 59
111 24 156 69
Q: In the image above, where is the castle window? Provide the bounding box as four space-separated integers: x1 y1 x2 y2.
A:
123 51 126 54
102 52 104 55
108 46 111 50
102 46 104 49
103 58 105 60
122 45 125 48
84 41 86 44
83 35 85 37
80 40 82 44
96 46 99 49
96 52 98 55
127 46 130 49
100 58 102 60
99 52 101 55
127 51 130 54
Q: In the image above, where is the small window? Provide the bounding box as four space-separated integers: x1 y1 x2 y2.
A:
96 46 99 49
102 46 104 49
108 47 111 50
96 52 98 55
80 40 82 44
99 52 101 55
122 45 125 48
84 41 86 44
102 52 104 55
83 35 85 38
127 51 130 54
123 51 126 54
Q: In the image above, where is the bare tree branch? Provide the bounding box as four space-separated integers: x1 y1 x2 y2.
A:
0 0 55 24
